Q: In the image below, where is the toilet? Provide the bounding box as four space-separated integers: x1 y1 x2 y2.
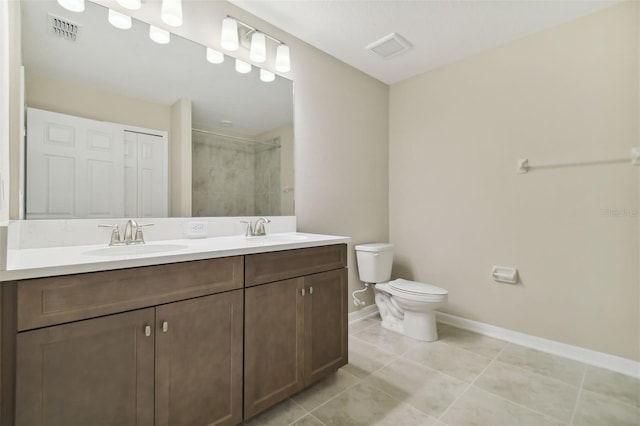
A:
354 243 448 342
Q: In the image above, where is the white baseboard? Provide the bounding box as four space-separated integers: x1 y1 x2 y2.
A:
349 305 640 379
348 304 379 323
436 312 640 379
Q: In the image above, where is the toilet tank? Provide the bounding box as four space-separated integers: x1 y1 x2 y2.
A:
354 243 394 283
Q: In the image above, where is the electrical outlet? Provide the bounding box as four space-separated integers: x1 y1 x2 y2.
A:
187 221 208 238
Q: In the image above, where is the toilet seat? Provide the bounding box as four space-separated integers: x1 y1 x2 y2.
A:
387 279 448 301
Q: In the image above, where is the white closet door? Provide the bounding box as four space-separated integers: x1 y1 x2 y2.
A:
26 108 125 219
123 131 138 217
124 130 167 218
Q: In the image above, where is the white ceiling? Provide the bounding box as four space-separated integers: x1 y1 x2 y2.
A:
229 0 620 85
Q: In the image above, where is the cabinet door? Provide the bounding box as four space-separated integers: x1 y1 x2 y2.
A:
155 290 243 426
304 269 348 386
15 308 155 426
244 278 305 419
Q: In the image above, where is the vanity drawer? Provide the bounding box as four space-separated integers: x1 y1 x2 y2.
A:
245 244 347 287
17 256 243 331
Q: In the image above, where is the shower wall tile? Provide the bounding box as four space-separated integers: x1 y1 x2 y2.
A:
193 133 282 217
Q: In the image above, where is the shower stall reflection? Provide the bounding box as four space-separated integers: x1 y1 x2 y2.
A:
192 129 285 216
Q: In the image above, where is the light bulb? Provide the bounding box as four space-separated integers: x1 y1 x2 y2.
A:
161 0 183 27
108 9 132 30
235 59 251 74
260 69 275 82
221 18 239 51
275 44 291 73
250 32 266 63
116 0 141 10
206 48 224 64
149 26 170 44
57 0 84 12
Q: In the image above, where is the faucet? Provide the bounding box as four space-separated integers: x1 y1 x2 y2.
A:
241 217 271 237
99 220 154 245
123 219 140 244
253 217 271 236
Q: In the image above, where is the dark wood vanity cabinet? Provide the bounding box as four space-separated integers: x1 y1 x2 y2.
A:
11 256 244 426
1 243 348 425
244 245 348 419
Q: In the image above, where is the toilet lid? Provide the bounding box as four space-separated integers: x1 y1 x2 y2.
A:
389 279 448 296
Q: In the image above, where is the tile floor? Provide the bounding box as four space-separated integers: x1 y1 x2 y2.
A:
243 317 640 426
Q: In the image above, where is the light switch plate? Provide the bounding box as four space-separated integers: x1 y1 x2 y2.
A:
187 221 208 238
632 147 640 165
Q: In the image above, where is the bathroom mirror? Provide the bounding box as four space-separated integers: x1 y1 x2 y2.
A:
20 0 294 218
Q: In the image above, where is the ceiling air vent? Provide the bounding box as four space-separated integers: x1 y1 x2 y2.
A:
366 32 412 59
47 14 81 42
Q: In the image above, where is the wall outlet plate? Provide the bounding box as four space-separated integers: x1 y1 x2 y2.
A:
187 221 208 238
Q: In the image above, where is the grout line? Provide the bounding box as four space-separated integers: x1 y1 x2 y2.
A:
349 333 400 358
490 357 585 390
304 376 361 414
437 342 508 421
569 367 587 426
359 374 440 419
308 412 326 425
285 398 312 425
430 337 497 361
347 319 376 335
469 379 570 424
451 342 577 425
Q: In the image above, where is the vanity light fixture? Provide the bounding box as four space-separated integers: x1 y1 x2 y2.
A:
206 47 224 64
161 0 183 27
223 15 292 73
275 44 291 73
250 32 266 63
221 17 239 51
57 0 85 12
116 0 141 10
235 59 252 74
260 69 275 82
108 9 132 30
149 25 171 44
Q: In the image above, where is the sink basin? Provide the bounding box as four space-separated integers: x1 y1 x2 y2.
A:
83 244 188 257
247 234 309 242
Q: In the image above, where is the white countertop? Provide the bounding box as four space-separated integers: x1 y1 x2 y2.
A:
1 232 350 281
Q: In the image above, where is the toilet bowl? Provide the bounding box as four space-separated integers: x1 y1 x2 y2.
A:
355 244 448 342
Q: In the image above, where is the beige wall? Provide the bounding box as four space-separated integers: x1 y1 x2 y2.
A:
292 46 389 311
390 2 639 360
25 73 171 131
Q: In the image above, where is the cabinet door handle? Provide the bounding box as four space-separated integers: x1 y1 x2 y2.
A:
162 321 169 333
301 288 305 296
309 286 313 295
144 325 151 337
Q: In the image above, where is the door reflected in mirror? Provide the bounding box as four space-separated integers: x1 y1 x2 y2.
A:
20 0 294 219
